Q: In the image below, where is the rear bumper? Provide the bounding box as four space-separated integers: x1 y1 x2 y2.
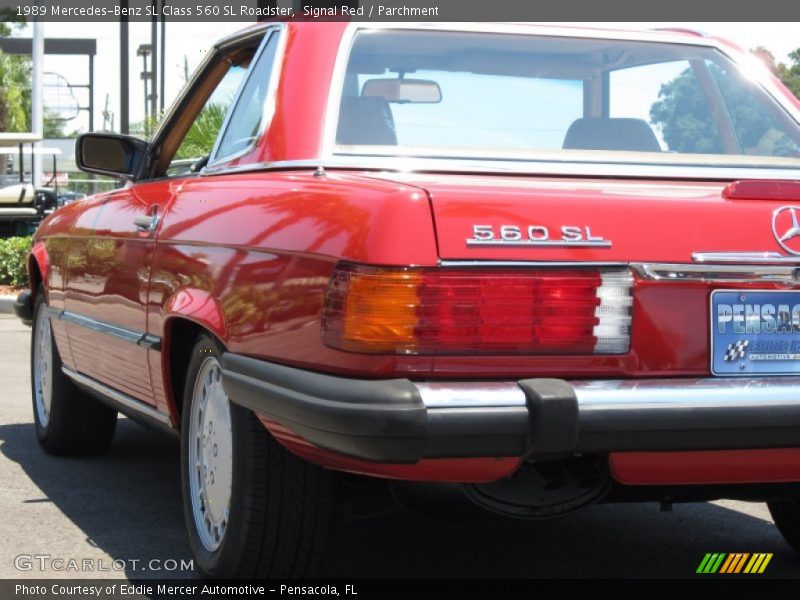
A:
221 353 800 464
13 290 32 324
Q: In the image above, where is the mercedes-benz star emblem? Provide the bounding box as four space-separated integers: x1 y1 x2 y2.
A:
772 206 800 256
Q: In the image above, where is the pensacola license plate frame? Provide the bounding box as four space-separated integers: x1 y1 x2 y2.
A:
711 289 800 377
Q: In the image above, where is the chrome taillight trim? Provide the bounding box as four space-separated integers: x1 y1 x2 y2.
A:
440 260 800 286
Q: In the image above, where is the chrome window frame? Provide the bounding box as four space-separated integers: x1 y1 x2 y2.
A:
204 24 287 170
318 22 800 181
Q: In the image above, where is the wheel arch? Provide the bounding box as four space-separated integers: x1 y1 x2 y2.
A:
28 241 49 298
161 291 228 425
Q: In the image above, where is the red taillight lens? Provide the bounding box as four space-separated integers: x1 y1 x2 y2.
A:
416 270 600 353
322 264 633 355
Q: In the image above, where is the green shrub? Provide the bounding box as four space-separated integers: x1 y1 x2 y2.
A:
0 235 32 287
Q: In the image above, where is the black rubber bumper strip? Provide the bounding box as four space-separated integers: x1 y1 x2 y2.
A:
221 353 530 463
576 401 800 452
13 290 32 323
221 353 800 464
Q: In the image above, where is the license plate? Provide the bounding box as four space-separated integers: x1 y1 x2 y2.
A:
711 290 800 376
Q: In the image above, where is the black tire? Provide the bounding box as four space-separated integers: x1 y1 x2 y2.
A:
180 333 336 579
31 290 117 454
768 501 800 553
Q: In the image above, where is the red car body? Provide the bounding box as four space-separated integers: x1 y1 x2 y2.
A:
19 22 800 520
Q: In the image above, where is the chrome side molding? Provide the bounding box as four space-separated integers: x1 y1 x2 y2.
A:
47 308 162 351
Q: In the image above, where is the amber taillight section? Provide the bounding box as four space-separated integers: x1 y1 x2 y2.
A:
321 264 633 355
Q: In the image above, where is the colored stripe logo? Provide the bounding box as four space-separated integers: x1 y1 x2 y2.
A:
696 553 773 574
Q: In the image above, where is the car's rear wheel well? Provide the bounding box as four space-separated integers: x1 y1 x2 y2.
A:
28 257 42 297
166 318 224 425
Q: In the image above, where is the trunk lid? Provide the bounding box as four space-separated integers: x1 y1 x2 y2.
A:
372 173 793 263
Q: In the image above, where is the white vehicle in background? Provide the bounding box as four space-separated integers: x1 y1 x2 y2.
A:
0 133 64 236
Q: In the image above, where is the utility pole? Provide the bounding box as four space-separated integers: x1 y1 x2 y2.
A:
137 44 151 130
120 1 129 134
160 4 166 113
31 18 43 188
150 0 158 120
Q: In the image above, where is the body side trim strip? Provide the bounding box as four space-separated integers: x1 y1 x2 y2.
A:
48 308 162 351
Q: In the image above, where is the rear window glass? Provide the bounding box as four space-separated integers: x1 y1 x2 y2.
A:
334 29 800 170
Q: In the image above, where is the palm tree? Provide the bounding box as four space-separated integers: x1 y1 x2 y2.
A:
174 102 228 160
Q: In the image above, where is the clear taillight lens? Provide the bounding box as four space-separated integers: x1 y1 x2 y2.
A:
322 264 633 355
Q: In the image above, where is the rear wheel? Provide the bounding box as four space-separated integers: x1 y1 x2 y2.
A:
768 501 800 553
180 334 336 579
31 290 117 454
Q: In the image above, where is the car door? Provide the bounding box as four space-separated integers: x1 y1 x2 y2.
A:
63 30 270 407
63 182 172 405
144 28 280 351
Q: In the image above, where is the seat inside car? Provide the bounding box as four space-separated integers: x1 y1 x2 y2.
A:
336 96 398 146
563 117 662 152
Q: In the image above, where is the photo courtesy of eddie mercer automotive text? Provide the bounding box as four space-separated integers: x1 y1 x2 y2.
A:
10 17 800 581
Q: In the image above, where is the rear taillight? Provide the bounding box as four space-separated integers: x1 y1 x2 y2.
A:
322 264 633 355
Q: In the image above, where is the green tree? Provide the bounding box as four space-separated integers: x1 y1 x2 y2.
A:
0 22 80 141
777 49 800 99
174 103 227 159
0 50 31 133
649 67 722 154
43 109 67 138
0 20 29 135
650 60 797 156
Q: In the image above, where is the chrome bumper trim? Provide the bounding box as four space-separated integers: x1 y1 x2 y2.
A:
418 376 800 409
417 376 800 454
417 382 527 408
571 377 800 408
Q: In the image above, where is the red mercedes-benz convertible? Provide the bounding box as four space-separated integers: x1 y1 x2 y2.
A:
15 21 800 578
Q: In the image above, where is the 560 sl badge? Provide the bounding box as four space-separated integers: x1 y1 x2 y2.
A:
467 224 612 248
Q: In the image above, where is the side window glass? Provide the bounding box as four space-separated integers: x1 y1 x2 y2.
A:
168 50 253 175
211 34 279 163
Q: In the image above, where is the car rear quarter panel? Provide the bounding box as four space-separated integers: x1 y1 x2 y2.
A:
150 170 439 413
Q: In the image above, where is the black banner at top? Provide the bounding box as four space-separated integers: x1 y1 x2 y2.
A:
2 0 800 22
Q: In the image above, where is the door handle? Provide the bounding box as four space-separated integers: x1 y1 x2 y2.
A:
134 213 160 233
